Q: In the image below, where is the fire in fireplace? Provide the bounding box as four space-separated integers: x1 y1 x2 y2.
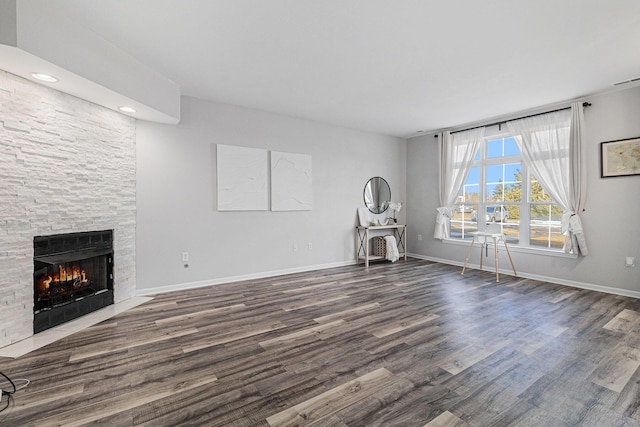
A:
33 230 114 333
35 258 104 310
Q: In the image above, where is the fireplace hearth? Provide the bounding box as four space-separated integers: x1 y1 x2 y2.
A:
33 230 114 333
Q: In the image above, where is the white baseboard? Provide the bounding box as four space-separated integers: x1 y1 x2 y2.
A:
136 260 355 296
408 253 640 299
137 254 640 300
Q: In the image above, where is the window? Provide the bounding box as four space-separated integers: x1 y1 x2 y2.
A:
529 176 564 249
450 135 564 250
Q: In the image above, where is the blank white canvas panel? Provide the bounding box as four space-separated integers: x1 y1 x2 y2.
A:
271 151 312 211
217 144 268 211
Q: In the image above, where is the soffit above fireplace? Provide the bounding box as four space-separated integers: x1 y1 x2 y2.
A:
0 1 180 124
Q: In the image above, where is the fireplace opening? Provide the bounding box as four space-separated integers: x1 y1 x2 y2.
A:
33 230 114 333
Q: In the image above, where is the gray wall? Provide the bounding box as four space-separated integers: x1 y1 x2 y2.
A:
407 85 640 296
136 96 407 292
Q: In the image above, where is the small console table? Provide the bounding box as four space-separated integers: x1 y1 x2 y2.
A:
355 224 407 267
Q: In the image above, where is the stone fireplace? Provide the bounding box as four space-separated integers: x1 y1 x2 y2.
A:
33 230 115 333
0 70 136 348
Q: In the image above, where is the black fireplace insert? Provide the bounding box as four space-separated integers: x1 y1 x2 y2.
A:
33 230 114 333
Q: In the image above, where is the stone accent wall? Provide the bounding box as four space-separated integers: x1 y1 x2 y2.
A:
0 70 136 348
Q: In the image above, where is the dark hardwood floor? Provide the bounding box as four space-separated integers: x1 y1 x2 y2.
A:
1 259 640 426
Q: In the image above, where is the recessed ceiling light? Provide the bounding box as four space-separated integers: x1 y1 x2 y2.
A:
31 73 58 83
118 106 136 113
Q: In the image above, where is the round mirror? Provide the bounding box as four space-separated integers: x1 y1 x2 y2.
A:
363 177 391 214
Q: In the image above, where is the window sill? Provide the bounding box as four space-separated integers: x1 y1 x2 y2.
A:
441 238 578 259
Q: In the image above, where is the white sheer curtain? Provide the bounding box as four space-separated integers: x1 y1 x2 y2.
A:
506 103 588 255
434 127 485 239
567 102 588 255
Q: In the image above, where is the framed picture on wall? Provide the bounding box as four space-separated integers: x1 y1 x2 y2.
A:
600 137 640 178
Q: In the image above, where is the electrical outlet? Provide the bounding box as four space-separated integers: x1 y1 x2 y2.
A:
418 234 422 241
308 243 313 250
182 252 189 262
625 257 635 267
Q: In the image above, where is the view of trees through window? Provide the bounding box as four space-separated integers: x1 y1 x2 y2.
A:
450 136 564 249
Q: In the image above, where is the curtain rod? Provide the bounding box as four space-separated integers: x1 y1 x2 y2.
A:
434 101 592 138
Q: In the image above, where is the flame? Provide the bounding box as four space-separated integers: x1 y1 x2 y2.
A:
36 264 90 297
36 274 53 295
42 275 52 288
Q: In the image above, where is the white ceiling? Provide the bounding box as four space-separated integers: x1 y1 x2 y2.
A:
51 0 640 137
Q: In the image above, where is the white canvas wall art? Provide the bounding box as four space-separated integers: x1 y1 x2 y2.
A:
270 151 312 211
217 144 268 211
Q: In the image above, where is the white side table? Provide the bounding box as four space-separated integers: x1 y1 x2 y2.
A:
461 231 517 282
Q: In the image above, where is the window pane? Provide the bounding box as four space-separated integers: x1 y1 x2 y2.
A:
453 166 479 239
480 204 519 244
457 166 480 203
486 163 521 202
487 139 503 158
486 165 503 201
504 204 520 222
529 204 563 249
530 176 553 202
502 219 520 245
482 205 508 222
451 204 478 239
487 137 520 158
504 137 519 156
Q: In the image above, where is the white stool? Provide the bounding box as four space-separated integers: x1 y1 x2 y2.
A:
461 225 517 282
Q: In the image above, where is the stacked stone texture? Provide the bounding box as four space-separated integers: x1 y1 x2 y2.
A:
0 70 136 348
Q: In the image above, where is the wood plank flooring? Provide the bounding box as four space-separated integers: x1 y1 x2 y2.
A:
1 259 640 426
